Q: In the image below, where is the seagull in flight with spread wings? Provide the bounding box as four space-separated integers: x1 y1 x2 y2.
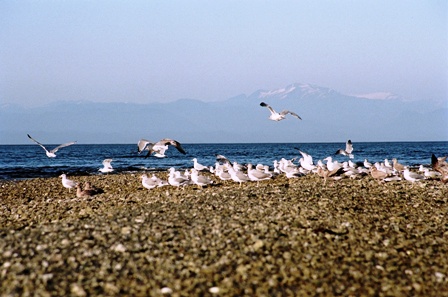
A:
260 102 302 121
335 140 354 159
27 134 76 158
137 138 186 158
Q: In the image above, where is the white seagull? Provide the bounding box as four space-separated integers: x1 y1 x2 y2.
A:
335 140 354 159
259 102 302 121
403 167 425 183
140 174 158 190
190 169 214 188
99 159 114 173
247 163 272 186
27 134 76 158
138 138 186 158
59 174 78 192
192 158 209 171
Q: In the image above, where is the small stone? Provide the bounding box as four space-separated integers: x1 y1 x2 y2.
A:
112 243 126 253
70 284 87 297
209 287 220 294
160 287 173 294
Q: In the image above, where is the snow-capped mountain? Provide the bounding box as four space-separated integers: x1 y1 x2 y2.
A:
249 83 338 101
1 83 446 144
352 92 401 100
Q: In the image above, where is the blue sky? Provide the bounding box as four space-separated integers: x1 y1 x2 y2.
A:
1 0 447 107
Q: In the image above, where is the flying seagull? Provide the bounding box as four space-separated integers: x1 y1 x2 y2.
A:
99 159 114 173
259 102 302 121
138 138 186 158
335 140 354 159
27 134 77 158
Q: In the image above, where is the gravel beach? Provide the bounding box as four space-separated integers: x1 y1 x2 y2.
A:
1 172 447 296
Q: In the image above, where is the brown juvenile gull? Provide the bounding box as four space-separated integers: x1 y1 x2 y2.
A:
76 183 97 197
392 158 406 173
260 102 301 121
432 154 448 183
335 140 354 159
27 134 76 158
84 182 103 194
138 138 186 158
370 167 388 181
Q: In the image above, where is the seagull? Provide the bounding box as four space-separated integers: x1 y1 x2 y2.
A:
324 156 342 172
216 154 231 165
99 159 114 173
192 158 209 171
228 167 251 187
168 167 191 187
392 158 406 173
370 167 389 181
335 140 354 159
27 134 76 158
140 174 158 190
84 182 103 194
403 167 425 183
59 174 77 192
76 183 97 197
432 154 448 183
316 165 341 184
247 163 272 186
190 169 214 188
138 138 186 158
363 159 373 169
259 102 301 121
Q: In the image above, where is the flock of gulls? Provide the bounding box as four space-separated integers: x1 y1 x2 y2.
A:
26 101 448 197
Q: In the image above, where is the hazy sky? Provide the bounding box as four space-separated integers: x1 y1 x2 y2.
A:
1 0 447 107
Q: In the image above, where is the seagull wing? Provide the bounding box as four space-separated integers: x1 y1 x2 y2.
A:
27 134 49 152
138 139 152 153
216 154 231 164
102 159 113 168
296 149 313 165
50 141 77 153
335 149 348 156
280 110 302 120
158 138 187 155
260 102 276 115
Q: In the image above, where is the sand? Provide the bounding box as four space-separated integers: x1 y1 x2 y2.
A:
1 171 447 296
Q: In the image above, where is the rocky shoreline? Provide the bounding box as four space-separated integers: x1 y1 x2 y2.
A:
1 172 448 296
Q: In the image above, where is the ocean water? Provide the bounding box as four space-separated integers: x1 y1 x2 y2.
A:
0 142 446 180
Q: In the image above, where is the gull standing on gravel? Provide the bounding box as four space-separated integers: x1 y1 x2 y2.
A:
247 163 272 186
259 102 302 121
335 140 354 159
192 158 209 171
168 167 191 187
27 134 76 158
59 174 77 192
403 167 425 183
190 169 214 188
392 158 406 173
99 159 114 173
140 174 159 190
228 167 250 187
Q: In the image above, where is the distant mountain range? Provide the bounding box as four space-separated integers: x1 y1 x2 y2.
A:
1 83 447 144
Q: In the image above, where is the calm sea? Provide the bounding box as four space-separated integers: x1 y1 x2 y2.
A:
0 142 446 180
